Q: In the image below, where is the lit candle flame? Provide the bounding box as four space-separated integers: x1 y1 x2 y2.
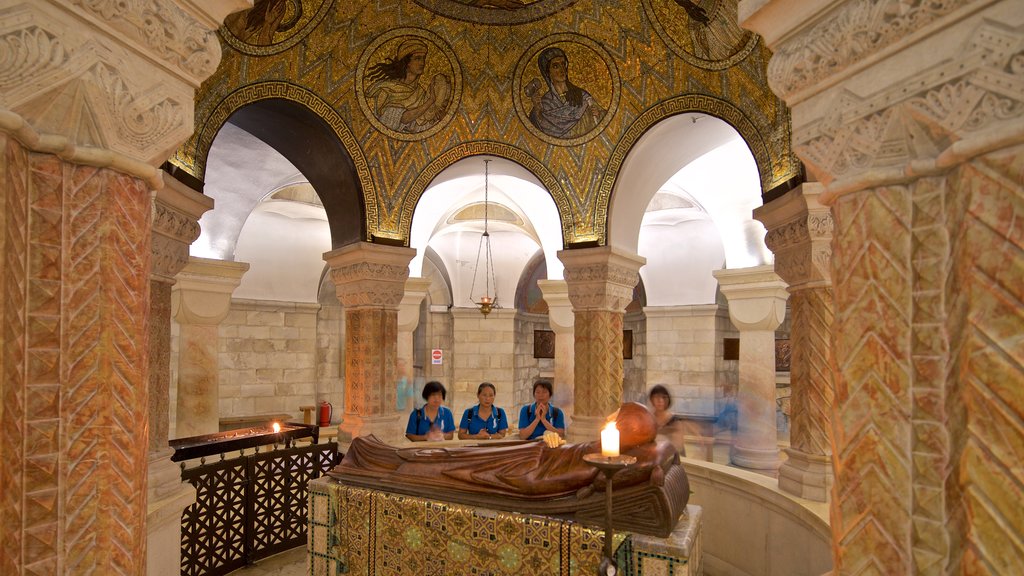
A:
601 421 619 458
272 422 281 434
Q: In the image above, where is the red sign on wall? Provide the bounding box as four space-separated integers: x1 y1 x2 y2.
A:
431 349 443 365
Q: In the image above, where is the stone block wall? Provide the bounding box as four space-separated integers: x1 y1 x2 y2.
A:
644 305 729 418
513 313 554 419
217 299 322 421
316 302 344 422
450 308 516 420
623 311 647 404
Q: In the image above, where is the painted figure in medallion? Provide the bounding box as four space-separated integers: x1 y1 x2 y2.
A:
523 47 606 139
364 37 452 134
225 0 297 45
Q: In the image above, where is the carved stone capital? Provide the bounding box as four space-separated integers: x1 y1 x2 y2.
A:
754 183 833 288
0 0 250 184
398 277 432 333
743 1 1024 197
324 242 416 309
713 265 789 332
151 175 213 283
537 279 574 333
171 256 249 325
558 246 645 312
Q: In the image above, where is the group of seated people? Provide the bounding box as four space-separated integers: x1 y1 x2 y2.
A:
404 378 684 456
405 378 565 442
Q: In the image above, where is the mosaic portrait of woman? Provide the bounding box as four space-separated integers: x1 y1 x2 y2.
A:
357 31 462 140
514 35 619 146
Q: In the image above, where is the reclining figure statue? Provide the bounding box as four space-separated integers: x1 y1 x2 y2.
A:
329 402 690 537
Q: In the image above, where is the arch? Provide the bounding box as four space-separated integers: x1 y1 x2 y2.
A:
399 141 572 246
598 94 796 247
171 82 375 248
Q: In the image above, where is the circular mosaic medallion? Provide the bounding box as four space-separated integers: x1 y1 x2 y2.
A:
221 0 333 56
413 0 578 25
356 29 463 141
642 0 758 70
513 34 619 147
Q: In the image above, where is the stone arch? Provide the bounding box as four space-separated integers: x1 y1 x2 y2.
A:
171 82 375 248
398 141 572 246
598 94 796 247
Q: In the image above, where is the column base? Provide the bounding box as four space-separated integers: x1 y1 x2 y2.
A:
729 443 781 471
147 450 196 576
778 448 833 502
567 414 605 445
337 413 403 450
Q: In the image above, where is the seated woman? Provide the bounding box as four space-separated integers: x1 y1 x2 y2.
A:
405 381 456 441
649 384 685 456
458 382 508 440
518 379 565 440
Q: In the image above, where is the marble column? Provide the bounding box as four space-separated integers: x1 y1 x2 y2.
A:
754 183 834 501
712 266 789 471
171 257 249 438
147 174 212 576
741 0 1024 571
397 277 431 414
325 242 415 447
558 246 645 443
537 279 575 424
0 1 244 574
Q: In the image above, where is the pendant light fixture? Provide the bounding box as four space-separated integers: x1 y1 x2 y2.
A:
469 159 498 316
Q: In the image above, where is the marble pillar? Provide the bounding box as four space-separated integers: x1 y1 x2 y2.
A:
537 279 575 424
741 0 1024 571
147 174 212 576
754 183 834 501
325 242 415 447
0 1 244 573
397 278 430 414
171 257 248 438
559 246 645 443
712 266 789 471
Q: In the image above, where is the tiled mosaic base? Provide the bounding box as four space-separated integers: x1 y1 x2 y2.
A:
308 478 701 576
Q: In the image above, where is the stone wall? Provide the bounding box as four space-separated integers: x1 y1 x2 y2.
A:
623 311 647 404
513 313 554 421
450 308 516 421
316 301 345 422
217 299 321 422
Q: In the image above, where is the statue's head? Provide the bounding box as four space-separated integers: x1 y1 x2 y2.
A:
607 402 657 450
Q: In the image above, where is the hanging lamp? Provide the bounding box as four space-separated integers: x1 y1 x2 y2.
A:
469 159 498 316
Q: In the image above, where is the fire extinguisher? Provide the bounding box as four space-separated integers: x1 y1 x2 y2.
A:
318 401 332 427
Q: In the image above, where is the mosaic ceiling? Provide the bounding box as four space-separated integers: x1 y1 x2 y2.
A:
172 0 799 246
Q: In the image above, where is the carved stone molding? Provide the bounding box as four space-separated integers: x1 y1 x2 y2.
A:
559 246 645 312
0 0 248 184
743 0 1024 196
755 183 833 288
324 242 416 309
151 175 213 283
171 256 249 325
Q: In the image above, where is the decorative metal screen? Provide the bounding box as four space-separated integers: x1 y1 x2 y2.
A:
180 442 338 576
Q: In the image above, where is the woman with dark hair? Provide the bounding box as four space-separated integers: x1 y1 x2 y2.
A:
458 382 509 440
518 379 566 440
365 37 450 133
649 384 685 455
523 46 605 139
405 381 456 441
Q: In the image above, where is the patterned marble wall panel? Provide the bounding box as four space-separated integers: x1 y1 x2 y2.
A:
1 140 151 574
573 310 624 418
955 145 1024 574
172 0 799 246
345 308 398 417
788 287 834 456
830 185 913 574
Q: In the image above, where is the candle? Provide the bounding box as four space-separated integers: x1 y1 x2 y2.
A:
601 422 619 457
272 422 281 434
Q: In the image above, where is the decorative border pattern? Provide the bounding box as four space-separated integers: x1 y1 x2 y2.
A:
171 82 377 240
413 0 578 25
399 141 574 244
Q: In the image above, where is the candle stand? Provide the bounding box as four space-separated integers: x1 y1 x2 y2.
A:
583 453 637 573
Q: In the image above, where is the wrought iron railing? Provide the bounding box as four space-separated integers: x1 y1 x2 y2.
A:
174 423 339 576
